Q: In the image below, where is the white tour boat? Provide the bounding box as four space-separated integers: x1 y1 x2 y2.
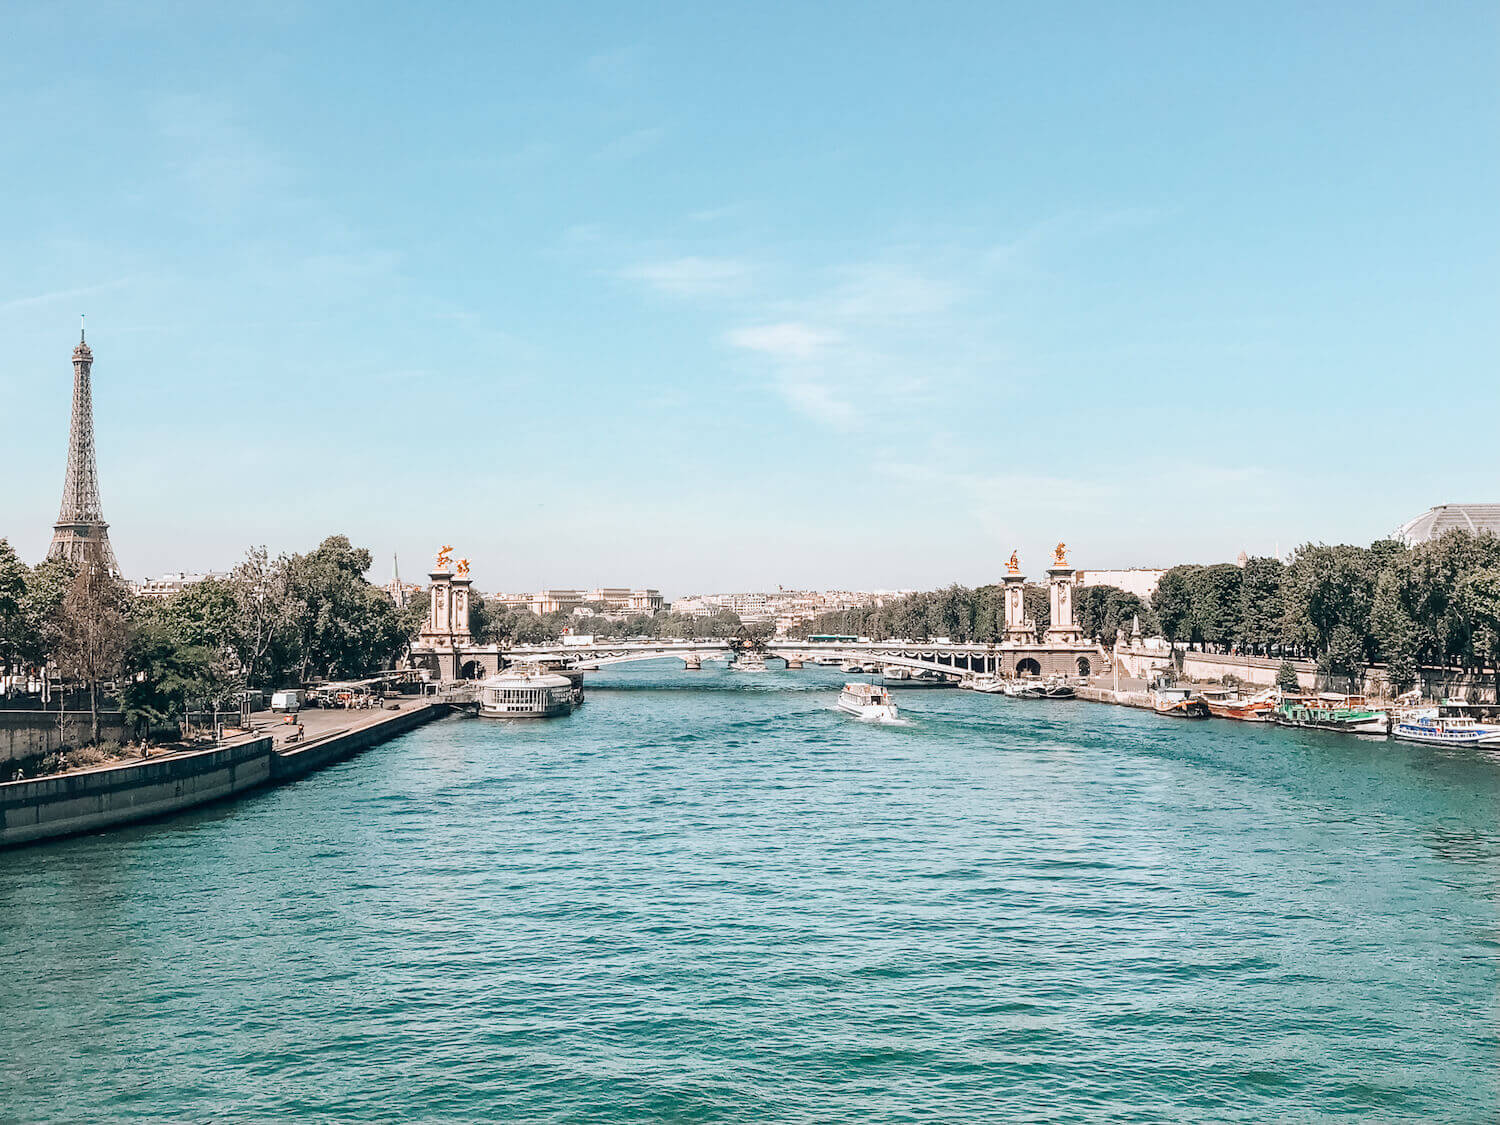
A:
837 682 900 721
1392 709 1500 747
477 669 575 719
733 652 768 672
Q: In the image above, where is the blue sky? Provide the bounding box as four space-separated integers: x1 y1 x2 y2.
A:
2 2 1496 594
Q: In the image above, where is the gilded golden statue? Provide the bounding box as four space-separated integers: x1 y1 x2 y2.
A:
1053 542 1068 567
435 545 454 570
456 558 470 577
1006 550 1021 575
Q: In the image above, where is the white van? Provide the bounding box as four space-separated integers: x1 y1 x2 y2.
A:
270 690 304 713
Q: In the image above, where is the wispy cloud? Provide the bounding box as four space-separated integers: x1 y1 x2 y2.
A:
726 321 837 361
718 261 971 427
581 209 1159 432
774 378 859 429
0 277 138 314
624 256 752 296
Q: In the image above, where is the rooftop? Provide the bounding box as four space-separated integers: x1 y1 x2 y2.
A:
1393 504 1500 546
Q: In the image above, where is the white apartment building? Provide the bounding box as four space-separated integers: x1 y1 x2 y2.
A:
134 571 228 599
1073 569 1167 600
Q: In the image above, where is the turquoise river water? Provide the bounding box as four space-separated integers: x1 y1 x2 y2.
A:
2 663 1498 1122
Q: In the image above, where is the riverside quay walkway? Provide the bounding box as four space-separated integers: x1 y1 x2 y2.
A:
0 700 447 848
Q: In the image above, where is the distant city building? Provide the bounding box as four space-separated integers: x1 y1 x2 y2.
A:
1394 504 1500 546
530 588 583 615
135 571 228 599
585 587 664 614
587 587 631 606
628 588 663 613
667 589 909 632
670 595 713 618
384 579 423 606
720 591 771 621
1074 569 1167 599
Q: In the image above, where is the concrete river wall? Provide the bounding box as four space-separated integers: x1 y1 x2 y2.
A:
0 702 445 848
1 710 131 769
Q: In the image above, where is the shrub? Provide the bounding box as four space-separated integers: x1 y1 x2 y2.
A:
66 746 110 769
1275 661 1301 692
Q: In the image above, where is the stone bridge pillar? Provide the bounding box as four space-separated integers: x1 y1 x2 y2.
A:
450 572 472 642
424 568 454 642
1046 561 1083 644
1002 571 1033 643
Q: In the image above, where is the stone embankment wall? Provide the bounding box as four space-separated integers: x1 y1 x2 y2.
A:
0 710 131 768
0 737 274 847
1113 645 1500 702
271 704 445 781
0 702 447 848
1075 686 1152 709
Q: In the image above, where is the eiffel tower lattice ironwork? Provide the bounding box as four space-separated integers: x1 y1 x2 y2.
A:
48 320 119 573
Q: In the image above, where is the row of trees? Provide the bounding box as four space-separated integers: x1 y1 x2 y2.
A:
442 591 764 646
0 536 412 744
791 582 1156 645
1145 531 1500 691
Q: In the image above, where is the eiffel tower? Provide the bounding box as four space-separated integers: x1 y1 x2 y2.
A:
47 319 119 573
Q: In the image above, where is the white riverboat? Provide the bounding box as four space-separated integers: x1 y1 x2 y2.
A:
733 652 768 672
1392 709 1500 747
477 669 575 719
967 675 1006 694
837 682 899 722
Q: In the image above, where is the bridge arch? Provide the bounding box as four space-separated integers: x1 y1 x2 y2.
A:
1016 657 1042 677
1076 656 1091 677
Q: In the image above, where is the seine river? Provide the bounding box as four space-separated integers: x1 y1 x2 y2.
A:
2 664 1497 1122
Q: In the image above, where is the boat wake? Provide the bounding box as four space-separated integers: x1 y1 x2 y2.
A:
831 705 912 727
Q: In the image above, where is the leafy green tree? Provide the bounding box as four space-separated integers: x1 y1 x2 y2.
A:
1319 624 1368 684
1022 583 1051 635
1153 565 1199 646
122 623 218 742
972 584 1004 643
404 588 431 638
1075 584 1156 644
1371 561 1421 692
1457 565 1500 692
0 539 29 680
52 565 131 745
19 556 74 667
467 591 492 644
1282 544 1378 664
230 546 303 690
285 536 409 681
1237 556 1286 655
1275 660 1301 692
1187 564 1243 651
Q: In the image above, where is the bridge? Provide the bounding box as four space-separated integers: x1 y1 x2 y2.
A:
406 543 1107 686
417 637 1105 684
